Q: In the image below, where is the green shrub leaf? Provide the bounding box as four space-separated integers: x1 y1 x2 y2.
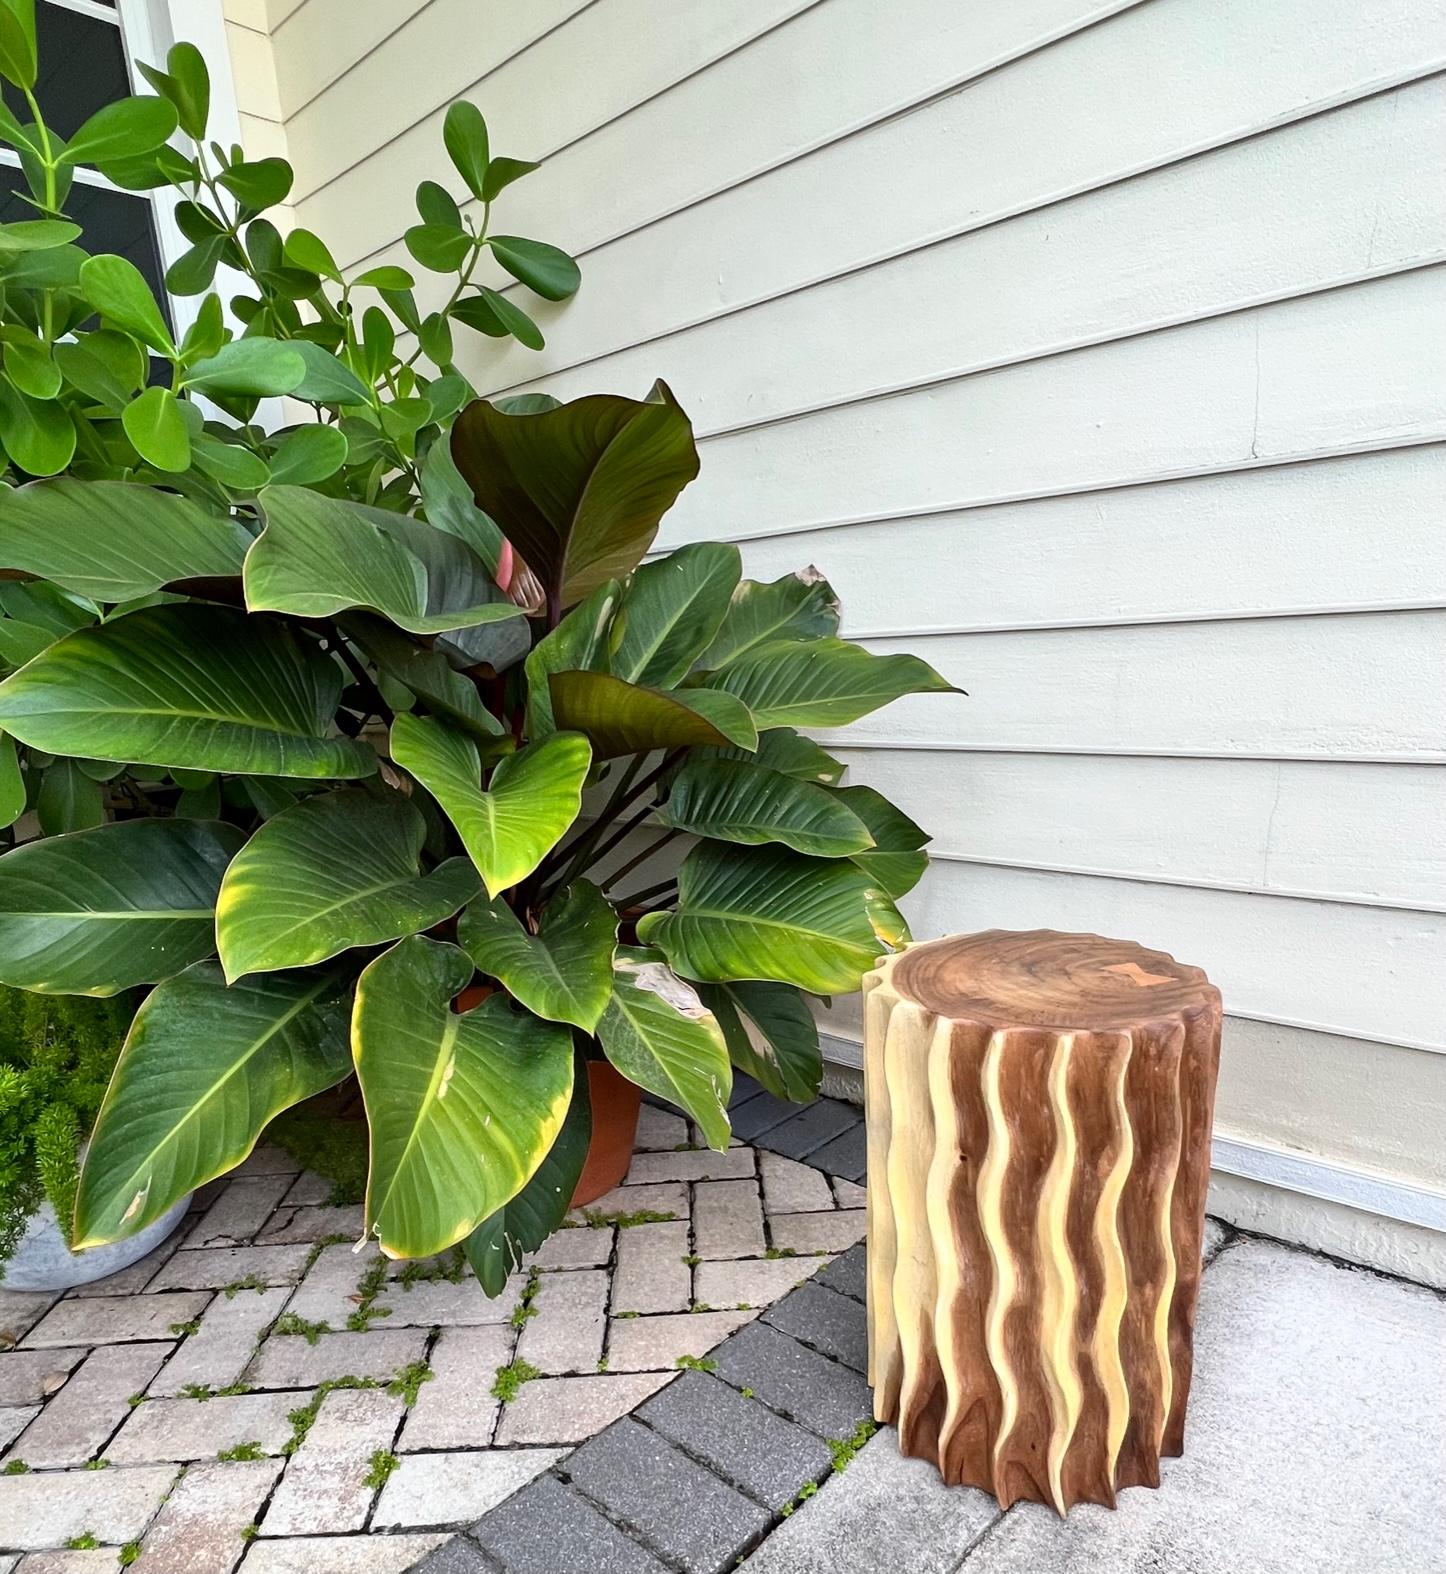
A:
73 963 351 1246
458 879 616 1032
596 946 731 1149
217 790 480 981
183 337 306 398
442 101 489 200
79 254 175 355
62 95 177 169
0 378 74 475
488 236 580 301
523 580 622 738
265 424 348 486
0 817 244 994
218 157 293 211
0 604 378 778
121 386 190 473
637 842 909 994
353 935 574 1258
391 714 590 898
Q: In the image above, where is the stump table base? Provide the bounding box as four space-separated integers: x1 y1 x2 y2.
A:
864 930 1221 1513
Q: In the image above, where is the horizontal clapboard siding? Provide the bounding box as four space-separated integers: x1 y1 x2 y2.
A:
237 0 1446 1238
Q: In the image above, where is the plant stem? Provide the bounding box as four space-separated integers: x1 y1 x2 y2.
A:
583 800 663 882
540 749 684 898
613 874 679 913
333 636 394 726
603 827 683 894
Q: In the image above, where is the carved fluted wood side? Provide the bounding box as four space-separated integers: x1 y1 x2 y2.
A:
864 931 1221 1514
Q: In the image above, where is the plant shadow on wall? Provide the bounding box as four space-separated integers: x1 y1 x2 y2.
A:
0 18 956 1287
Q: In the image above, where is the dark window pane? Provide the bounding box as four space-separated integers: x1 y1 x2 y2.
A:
0 165 171 329
2 2 129 146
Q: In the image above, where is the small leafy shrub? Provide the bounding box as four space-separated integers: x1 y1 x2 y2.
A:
0 14 953 1291
0 985 131 1270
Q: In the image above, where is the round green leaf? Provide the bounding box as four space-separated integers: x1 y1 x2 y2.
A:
0 218 80 255
62 95 178 168
0 0 37 91
637 842 909 995
480 156 538 203
191 431 272 491
658 758 873 857
219 157 293 210
216 789 480 980
265 424 348 486
79 254 175 355
353 935 574 1258
0 603 378 779
475 285 542 350
405 222 472 274
4 329 60 398
0 817 244 995
289 341 371 405
353 264 415 291
0 377 75 475
136 41 210 140
73 963 351 1246
122 385 190 472
391 714 590 899
488 236 580 301
184 336 306 398
283 227 340 281
597 946 731 1150
442 101 489 200
458 879 617 1033
415 179 462 229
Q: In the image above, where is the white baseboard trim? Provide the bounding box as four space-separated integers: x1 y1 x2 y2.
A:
820 1035 1444 1235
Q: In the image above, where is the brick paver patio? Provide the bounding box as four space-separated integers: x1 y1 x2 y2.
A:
0 1078 866 1570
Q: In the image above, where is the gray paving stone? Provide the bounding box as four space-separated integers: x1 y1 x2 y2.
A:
763 1282 867 1374
0 1402 37 1452
514 1268 608 1375
0 1462 178 1549
803 1122 868 1182
1203 1215 1229 1261
373 1272 523 1328
21 1292 208 1348
67 1231 183 1297
0 1291 58 1345
262 1386 405 1535
132 1456 281 1572
739 1428 997 1573
469 1473 669 1573
527 1225 612 1270
150 1244 312 1291
693 1179 766 1259
625 1147 754 1184
0 1347 84 1406
727 1075 764 1110
246 1327 425 1389
253 1205 365 1245
613 1221 691 1314
403 1540 495 1574
768 1210 865 1255
728 1092 800 1142
639 1369 833 1511
399 1324 513 1451
757 1101 859 1162
959 1241 1446 1573
711 1321 873 1440
565 1414 771 1572
235 1145 301 1177
759 1152 835 1216
108 1390 305 1463
606 1309 755 1371
12 1552 116 1573
571 1180 686 1222
280 1241 378 1328
814 1242 866 1303
238 1535 447 1573
372 1447 563 1529
185 1175 294 1248
8 1340 170 1466
635 1103 690 1150
831 1176 867 1208
280 1172 333 1207
150 1286 290 1398
693 1254 826 1310
494 1372 673 1446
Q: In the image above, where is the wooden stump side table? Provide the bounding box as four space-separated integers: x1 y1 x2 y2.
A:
863 929 1221 1514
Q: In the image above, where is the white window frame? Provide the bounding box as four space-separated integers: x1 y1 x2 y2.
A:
0 0 245 342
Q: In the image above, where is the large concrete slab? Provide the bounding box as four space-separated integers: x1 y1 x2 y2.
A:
961 1240 1445 1573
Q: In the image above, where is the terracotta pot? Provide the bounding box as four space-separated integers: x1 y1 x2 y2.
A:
571 1060 642 1207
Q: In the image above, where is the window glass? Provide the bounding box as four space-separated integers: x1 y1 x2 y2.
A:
2 3 131 148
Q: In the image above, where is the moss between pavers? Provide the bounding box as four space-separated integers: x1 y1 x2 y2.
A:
490 1357 541 1403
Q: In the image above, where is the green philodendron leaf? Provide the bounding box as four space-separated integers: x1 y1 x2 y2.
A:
184 337 306 398
458 879 616 1032
36 757 103 834
830 783 930 898
216 790 481 981
0 377 75 475
353 936 574 1258
79 254 175 355
487 236 580 301
0 478 249 599
0 729 22 828
699 979 821 1105
696 637 956 729
637 842 909 995
611 542 741 688
0 817 244 995
658 758 873 857
450 381 700 608
419 435 503 575
0 604 378 779
341 614 503 743
391 714 590 898
121 385 190 472
73 963 351 1247
548 670 757 759
596 945 731 1150
524 580 622 738
696 568 841 671
61 95 177 168
704 728 847 787
0 616 53 667
246 485 524 637
465 1056 590 1296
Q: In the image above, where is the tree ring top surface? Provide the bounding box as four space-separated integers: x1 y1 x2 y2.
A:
887 928 1219 1032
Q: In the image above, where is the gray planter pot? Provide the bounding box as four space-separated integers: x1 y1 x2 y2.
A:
1 1191 193 1292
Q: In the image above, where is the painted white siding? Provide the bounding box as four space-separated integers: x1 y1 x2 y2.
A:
230 0 1446 1274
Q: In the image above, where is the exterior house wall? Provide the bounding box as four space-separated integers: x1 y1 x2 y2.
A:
223 0 1446 1281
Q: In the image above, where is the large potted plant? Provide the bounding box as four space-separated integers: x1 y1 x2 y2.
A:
0 22 955 1291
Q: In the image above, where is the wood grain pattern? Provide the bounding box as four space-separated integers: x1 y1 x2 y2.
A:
865 929 1221 1512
